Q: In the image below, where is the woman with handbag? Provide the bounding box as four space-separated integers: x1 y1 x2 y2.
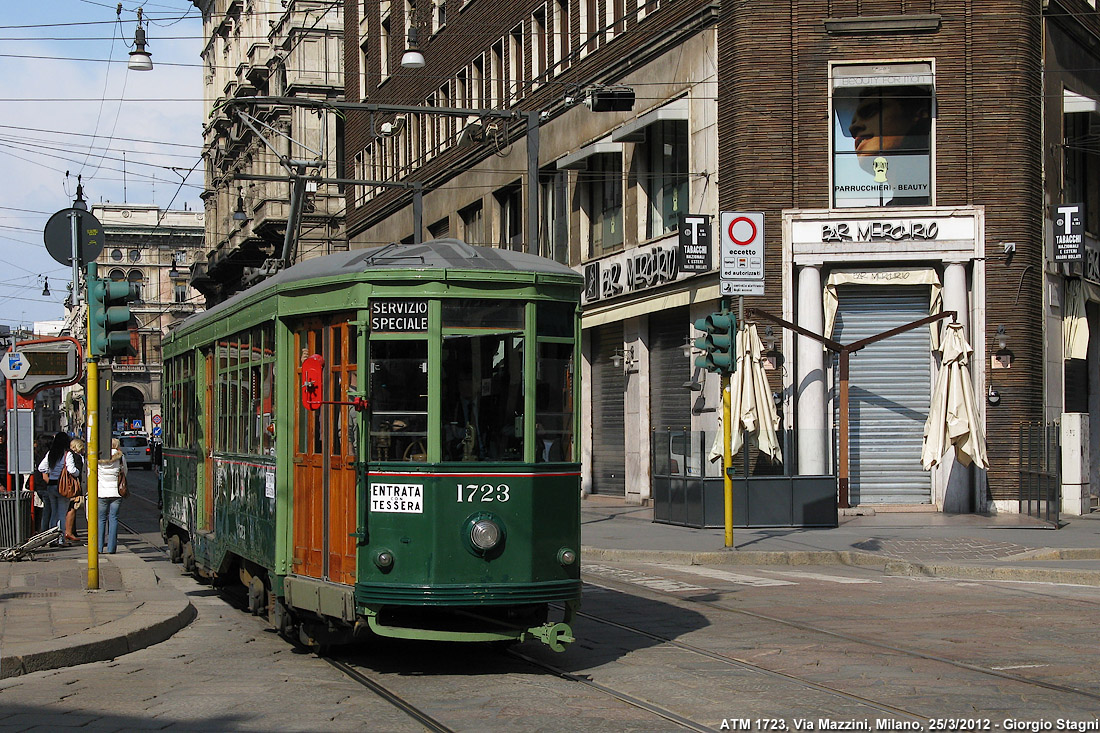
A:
64 438 87 544
38 431 81 547
97 438 128 554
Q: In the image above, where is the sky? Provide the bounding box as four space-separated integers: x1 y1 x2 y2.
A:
0 0 204 329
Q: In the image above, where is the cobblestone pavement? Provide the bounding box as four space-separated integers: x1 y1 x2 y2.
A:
850 536 1038 561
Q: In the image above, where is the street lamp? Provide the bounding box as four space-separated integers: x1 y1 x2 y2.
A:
127 8 153 72
401 27 426 69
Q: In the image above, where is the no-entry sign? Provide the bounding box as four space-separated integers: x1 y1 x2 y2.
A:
720 212 764 295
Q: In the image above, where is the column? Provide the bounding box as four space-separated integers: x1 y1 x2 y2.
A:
796 264 828 475
939 261 971 512
942 262 969 337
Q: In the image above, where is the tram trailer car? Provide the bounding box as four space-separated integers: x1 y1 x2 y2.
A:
160 240 582 651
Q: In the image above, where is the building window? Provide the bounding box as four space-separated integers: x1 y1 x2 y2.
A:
552 0 569 73
539 168 568 264
605 0 626 41
128 249 141 263
432 0 447 33
359 37 370 100
460 200 484 245
174 282 188 303
508 24 524 104
111 248 123 262
582 153 624 256
471 55 485 109
380 13 391 83
531 6 548 86
495 182 523 251
490 39 505 109
579 0 598 57
642 119 688 239
128 269 144 302
353 150 366 207
832 63 933 208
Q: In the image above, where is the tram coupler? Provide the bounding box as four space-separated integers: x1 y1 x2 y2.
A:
528 621 575 652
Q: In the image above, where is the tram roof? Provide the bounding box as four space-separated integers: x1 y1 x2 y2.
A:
174 239 581 337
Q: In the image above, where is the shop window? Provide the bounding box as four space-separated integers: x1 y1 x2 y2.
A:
495 182 523 251
1064 109 1100 234
539 167 569 264
642 119 688 239
581 152 624 256
832 63 933 208
460 200 484 245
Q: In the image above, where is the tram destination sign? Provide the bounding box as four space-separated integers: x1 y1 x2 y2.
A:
370 299 428 333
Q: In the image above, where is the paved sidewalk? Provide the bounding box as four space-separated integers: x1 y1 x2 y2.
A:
1 498 1098 679
581 494 1100 585
0 541 194 679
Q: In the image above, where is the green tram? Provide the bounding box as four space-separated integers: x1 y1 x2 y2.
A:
160 240 582 651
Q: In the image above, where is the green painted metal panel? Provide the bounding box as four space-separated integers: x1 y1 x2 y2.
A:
356 464 581 606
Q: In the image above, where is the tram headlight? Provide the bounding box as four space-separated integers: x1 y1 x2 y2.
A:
463 513 506 557
470 519 502 550
374 549 395 571
557 548 577 566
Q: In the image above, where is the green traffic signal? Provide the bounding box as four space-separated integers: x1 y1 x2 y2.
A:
693 311 736 373
87 263 137 358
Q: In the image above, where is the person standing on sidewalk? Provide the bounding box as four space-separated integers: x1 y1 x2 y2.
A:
97 438 127 554
64 438 87 544
38 431 79 546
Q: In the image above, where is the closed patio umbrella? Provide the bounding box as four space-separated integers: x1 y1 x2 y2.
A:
921 322 988 470
710 324 782 464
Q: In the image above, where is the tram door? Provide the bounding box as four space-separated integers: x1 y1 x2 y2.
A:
292 317 359 585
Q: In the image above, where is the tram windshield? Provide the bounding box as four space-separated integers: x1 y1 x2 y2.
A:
369 340 429 462
441 334 525 461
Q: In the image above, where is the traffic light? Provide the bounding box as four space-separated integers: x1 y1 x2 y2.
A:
87 263 137 358
693 312 736 373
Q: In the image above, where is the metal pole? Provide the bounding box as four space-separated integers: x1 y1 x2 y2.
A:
69 212 81 307
9 349 21 544
526 111 540 256
86 265 99 590
837 350 850 509
413 185 423 244
722 370 733 547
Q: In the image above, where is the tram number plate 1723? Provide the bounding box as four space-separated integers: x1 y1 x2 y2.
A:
456 483 512 503
370 483 424 513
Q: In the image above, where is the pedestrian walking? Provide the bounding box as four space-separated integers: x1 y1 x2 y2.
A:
37 431 80 546
97 438 127 554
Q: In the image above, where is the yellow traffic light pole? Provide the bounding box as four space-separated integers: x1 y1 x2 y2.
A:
86 307 100 590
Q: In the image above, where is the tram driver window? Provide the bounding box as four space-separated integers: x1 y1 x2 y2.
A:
441 334 525 462
369 340 429 462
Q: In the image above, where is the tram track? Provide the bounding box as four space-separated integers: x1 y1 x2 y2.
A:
576 572 1100 708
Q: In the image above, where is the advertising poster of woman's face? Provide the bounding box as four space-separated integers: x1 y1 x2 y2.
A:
834 84 933 207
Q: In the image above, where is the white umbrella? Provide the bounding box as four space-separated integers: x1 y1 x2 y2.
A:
921 322 988 470
710 324 782 464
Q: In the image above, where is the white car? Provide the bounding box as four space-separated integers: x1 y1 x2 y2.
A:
118 434 152 470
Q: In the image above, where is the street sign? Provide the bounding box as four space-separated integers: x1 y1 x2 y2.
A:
12 338 83 396
152 414 162 425
720 212 765 288
132 419 144 431
152 426 162 437
44 207 104 267
0 352 30 380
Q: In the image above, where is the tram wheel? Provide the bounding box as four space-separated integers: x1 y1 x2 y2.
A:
167 535 182 564
181 540 196 573
247 576 267 616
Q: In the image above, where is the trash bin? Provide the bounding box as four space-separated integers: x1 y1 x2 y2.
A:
0 490 34 549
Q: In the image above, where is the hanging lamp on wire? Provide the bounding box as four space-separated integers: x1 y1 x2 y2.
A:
128 8 153 72
41 277 50 297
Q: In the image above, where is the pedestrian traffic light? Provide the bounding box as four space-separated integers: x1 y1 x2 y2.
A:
87 263 137 358
693 312 736 373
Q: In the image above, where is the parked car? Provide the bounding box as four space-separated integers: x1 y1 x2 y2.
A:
118 434 152 470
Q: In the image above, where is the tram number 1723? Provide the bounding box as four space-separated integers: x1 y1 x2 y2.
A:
457 483 512 502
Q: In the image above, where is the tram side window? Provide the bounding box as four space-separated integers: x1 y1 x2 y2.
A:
370 340 429 462
441 334 525 462
535 341 574 461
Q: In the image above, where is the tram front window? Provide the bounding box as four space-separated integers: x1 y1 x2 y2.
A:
370 341 428 462
441 334 525 462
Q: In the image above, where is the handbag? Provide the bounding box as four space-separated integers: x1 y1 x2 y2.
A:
58 465 80 499
118 472 129 498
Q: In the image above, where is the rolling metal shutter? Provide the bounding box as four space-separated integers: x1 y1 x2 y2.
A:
649 308 692 433
833 286 932 505
591 324 626 495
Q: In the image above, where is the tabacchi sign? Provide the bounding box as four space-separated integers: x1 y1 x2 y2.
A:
1054 203 1085 263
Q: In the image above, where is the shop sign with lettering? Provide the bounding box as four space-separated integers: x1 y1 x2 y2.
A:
370 299 428 332
579 238 708 306
1054 203 1085 263
820 219 940 243
677 215 712 273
